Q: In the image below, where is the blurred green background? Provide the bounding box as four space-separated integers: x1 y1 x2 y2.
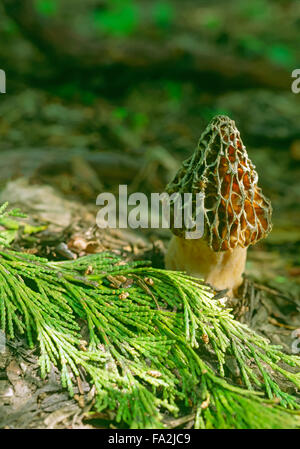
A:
0 0 299 288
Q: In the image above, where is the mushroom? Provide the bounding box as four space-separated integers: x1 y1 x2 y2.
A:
165 115 272 295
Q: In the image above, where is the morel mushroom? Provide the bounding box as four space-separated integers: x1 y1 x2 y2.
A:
165 115 272 295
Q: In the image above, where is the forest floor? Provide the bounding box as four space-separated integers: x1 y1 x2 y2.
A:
0 83 299 428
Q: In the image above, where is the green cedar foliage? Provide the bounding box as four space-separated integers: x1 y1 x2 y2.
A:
0 204 299 429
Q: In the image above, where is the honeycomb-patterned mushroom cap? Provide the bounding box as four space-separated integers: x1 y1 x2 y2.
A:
166 115 272 251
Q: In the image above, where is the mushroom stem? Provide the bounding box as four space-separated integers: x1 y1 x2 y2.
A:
165 235 247 296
